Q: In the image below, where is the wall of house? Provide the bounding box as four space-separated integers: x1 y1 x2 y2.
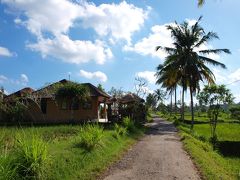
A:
28 96 99 124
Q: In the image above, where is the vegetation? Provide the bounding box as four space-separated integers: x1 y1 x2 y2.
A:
197 85 234 144
78 124 104 151
155 16 230 128
0 120 145 179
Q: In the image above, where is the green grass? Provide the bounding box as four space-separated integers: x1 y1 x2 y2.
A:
0 124 145 179
163 111 240 180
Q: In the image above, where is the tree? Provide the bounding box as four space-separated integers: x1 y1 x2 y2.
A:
156 16 230 129
154 89 166 104
97 84 105 92
146 93 157 110
108 87 124 98
134 77 148 98
198 0 205 7
197 85 233 144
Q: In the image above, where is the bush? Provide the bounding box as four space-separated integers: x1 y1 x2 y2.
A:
78 124 104 151
122 117 135 133
13 133 48 179
112 124 127 139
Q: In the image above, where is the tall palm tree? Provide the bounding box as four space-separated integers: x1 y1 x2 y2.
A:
156 16 230 129
198 0 205 7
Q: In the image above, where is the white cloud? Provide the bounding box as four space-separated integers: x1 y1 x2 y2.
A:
136 71 156 84
0 74 29 86
0 75 8 83
20 74 29 85
124 23 173 60
27 35 113 64
212 68 227 84
125 20 221 61
81 1 150 43
79 70 107 82
0 46 13 57
3 0 149 64
229 68 240 82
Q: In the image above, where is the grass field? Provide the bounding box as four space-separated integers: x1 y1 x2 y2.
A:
0 123 145 179
161 111 240 180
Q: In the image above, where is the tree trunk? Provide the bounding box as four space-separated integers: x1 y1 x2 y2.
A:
174 87 177 114
190 87 194 130
181 86 185 121
170 92 173 116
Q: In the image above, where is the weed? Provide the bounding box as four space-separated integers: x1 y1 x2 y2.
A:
112 124 127 139
78 124 104 151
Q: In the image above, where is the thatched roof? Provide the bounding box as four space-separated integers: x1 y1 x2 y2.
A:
4 87 35 101
32 79 110 98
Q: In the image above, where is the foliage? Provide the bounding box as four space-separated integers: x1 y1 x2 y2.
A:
197 84 233 144
122 117 136 133
134 77 148 98
13 133 48 179
229 105 240 120
146 93 157 109
112 123 127 139
155 16 230 126
0 154 18 180
55 82 89 100
78 124 104 151
108 87 124 98
7 101 28 122
97 84 105 92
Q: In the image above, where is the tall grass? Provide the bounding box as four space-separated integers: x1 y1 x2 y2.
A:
0 154 18 180
122 117 136 133
13 133 48 179
78 124 104 151
112 123 127 139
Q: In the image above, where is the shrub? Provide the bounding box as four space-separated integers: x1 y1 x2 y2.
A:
78 124 104 151
112 124 127 139
122 117 135 133
13 133 48 179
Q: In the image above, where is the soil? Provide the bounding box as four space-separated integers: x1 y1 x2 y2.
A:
99 117 201 180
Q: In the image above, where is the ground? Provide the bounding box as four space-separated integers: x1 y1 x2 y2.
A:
100 117 200 180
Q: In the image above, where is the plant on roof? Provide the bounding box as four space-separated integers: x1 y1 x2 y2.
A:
55 82 89 100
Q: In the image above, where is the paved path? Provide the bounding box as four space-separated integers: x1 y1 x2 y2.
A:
101 117 200 180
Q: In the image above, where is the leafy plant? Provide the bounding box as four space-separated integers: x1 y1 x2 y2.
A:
0 154 18 180
78 124 104 151
112 124 127 139
122 117 135 133
14 133 48 179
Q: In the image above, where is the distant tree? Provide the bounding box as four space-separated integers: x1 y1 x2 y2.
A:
108 87 124 98
198 0 205 7
97 84 105 92
154 89 166 105
146 93 157 110
197 85 233 144
134 77 148 98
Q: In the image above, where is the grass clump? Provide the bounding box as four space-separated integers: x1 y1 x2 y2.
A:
112 123 127 139
0 154 17 180
78 124 104 151
122 117 136 133
13 133 48 179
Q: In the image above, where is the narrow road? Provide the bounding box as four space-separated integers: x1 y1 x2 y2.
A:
101 117 200 180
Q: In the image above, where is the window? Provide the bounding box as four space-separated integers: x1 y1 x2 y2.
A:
83 101 92 110
71 98 79 110
40 98 47 114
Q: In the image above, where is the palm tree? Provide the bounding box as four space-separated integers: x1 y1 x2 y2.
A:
156 16 230 129
198 0 205 7
154 89 166 105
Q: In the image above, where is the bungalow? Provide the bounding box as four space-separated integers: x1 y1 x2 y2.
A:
3 79 111 124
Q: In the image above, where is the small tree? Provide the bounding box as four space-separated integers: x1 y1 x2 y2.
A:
197 85 233 144
146 93 157 110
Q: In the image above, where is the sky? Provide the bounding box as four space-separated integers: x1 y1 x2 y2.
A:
0 0 240 103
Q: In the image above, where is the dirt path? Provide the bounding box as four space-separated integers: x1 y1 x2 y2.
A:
100 117 201 180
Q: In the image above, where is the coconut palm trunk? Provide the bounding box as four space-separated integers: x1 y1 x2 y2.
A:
174 87 177 114
181 86 185 121
190 86 194 129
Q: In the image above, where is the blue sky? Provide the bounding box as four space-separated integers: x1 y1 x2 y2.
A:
0 0 240 102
